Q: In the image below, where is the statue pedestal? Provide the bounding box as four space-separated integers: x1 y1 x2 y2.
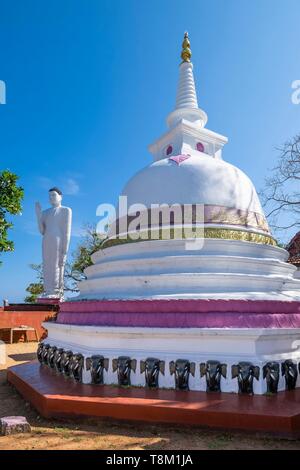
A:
36 298 61 306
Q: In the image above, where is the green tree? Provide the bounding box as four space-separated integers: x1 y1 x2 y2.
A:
25 225 106 302
25 283 44 303
0 170 24 264
71 225 104 273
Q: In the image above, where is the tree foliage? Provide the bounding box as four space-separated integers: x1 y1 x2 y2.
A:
25 284 44 303
0 170 24 263
24 263 43 303
71 225 104 273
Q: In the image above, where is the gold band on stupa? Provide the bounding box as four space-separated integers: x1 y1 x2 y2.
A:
101 227 277 250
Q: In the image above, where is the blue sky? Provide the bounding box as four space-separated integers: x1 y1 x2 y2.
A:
0 0 299 302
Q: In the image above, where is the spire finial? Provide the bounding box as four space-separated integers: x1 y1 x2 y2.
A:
181 31 191 63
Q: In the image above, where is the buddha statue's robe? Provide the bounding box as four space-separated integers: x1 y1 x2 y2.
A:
38 206 72 298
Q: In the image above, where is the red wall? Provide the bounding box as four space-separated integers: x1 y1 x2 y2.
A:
0 309 56 343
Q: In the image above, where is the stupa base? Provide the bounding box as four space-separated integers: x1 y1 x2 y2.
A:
39 298 300 395
43 322 300 394
7 361 300 437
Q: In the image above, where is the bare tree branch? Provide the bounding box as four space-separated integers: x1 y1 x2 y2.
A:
261 134 300 231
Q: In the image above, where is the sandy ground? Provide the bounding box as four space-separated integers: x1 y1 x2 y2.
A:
0 342 300 450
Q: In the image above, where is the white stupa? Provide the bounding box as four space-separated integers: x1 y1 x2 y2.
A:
44 33 300 395
76 32 300 302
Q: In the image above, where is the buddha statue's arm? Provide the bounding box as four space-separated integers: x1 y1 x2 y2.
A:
35 202 45 235
59 207 72 266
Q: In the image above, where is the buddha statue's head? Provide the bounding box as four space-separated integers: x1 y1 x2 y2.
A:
49 187 62 207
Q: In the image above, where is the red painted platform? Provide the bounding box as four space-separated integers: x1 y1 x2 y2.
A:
8 361 300 436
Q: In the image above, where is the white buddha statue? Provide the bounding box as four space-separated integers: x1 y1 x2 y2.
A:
35 187 72 299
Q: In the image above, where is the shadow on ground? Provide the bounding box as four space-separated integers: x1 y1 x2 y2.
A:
8 353 37 362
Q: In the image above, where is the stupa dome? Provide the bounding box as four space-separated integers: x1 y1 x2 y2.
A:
121 152 268 234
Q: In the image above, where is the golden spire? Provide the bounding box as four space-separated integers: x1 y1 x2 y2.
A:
180 31 192 63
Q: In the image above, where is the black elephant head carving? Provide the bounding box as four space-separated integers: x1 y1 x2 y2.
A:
86 355 109 385
112 356 136 386
232 362 260 394
281 360 298 391
70 353 84 382
169 359 195 391
140 357 165 388
42 343 50 364
61 350 73 377
37 343 44 363
200 360 227 392
263 362 280 393
47 346 57 368
53 348 64 373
